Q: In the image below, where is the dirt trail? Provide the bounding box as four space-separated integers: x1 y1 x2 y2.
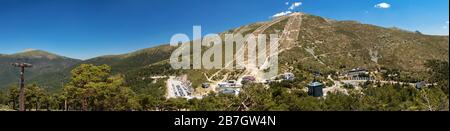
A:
253 13 304 80
252 15 291 35
279 13 303 49
205 14 292 81
206 13 304 82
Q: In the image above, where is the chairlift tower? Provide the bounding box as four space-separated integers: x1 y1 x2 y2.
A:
12 62 33 111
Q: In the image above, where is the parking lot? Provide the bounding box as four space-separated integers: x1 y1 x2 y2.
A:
167 77 193 99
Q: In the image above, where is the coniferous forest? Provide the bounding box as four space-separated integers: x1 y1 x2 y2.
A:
0 60 448 111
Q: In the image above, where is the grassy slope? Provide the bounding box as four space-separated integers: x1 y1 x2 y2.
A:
0 50 81 90
277 14 449 76
5 13 448 93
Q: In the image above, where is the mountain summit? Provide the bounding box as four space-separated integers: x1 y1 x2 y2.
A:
0 50 81 88
10 49 70 60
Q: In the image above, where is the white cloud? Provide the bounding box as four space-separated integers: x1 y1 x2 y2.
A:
271 1 301 18
272 11 292 18
374 2 391 9
289 2 302 10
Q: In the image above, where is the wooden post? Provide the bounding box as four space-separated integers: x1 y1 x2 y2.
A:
12 63 32 111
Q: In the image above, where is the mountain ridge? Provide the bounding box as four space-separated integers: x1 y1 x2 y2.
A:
0 50 82 89
1 12 448 91
2 49 80 60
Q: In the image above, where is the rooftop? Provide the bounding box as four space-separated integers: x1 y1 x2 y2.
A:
309 81 323 87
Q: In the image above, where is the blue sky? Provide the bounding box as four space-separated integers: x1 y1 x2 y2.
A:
0 0 448 60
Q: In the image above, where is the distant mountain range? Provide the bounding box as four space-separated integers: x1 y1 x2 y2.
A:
0 50 81 89
1 12 448 91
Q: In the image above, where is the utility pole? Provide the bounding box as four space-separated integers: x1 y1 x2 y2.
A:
12 62 32 111
62 74 67 111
